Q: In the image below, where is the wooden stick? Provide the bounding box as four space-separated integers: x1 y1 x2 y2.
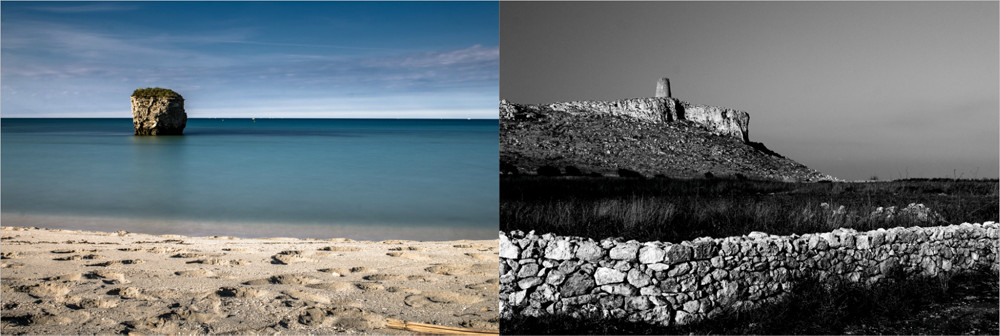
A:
385 318 498 335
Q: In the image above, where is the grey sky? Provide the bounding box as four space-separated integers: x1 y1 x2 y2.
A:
501 1 999 180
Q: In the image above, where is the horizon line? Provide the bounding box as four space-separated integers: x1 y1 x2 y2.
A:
0 116 500 120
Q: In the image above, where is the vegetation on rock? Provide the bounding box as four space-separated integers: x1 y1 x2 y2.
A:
131 87 182 99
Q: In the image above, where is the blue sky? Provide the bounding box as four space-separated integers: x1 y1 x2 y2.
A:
1 2 499 118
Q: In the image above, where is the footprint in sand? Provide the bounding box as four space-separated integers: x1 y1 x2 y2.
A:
362 274 407 281
306 282 354 291
403 291 484 308
174 269 216 277
87 259 144 267
244 274 320 286
222 248 249 252
109 287 152 300
318 246 360 252
216 286 268 298
117 246 184 254
51 249 99 254
54 254 102 261
6 311 91 326
317 268 349 277
465 253 497 262
86 270 128 284
271 250 314 264
1 262 24 268
465 280 500 293
385 252 430 261
355 282 385 291
15 282 71 298
290 307 386 330
109 287 201 301
387 246 422 251
385 286 421 294
453 244 473 248
1 252 20 259
186 259 247 266
349 266 375 273
170 252 208 258
425 264 476 276
46 273 84 282
67 297 118 309
282 289 331 305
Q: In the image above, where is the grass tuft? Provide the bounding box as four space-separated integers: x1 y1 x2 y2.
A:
132 87 182 99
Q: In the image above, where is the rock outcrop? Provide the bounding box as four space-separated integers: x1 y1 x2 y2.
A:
501 97 749 142
131 88 187 136
500 78 836 181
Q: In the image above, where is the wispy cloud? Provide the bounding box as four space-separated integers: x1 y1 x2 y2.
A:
365 45 500 68
214 40 412 52
26 3 139 13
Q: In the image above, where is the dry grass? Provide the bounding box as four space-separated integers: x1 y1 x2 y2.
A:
501 177 998 243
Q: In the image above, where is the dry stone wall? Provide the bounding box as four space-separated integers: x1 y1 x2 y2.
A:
499 222 999 326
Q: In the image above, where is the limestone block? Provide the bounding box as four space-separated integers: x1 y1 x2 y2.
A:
595 267 626 285
575 241 604 261
544 240 574 260
664 244 693 264
626 268 652 288
610 242 641 261
560 271 595 297
639 245 666 264
500 234 520 259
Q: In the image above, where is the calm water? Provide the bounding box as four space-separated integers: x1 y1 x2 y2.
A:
1 118 498 240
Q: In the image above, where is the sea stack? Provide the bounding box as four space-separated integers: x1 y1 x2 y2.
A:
131 88 187 135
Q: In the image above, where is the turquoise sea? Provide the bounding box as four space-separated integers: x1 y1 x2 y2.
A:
1 118 498 240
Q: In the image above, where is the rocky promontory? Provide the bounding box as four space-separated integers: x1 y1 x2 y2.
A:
131 88 187 136
500 79 833 181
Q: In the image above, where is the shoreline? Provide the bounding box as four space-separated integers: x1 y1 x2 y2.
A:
0 213 497 242
0 226 499 334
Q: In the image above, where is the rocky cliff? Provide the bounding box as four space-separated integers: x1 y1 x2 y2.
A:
500 97 832 181
131 88 186 136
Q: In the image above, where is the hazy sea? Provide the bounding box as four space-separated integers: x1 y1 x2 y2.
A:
1 118 498 240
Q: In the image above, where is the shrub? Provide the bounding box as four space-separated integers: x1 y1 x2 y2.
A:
132 87 182 99
501 162 520 175
564 166 584 176
617 168 644 179
537 165 561 176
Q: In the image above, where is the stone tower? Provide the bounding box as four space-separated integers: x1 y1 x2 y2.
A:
655 78 671 98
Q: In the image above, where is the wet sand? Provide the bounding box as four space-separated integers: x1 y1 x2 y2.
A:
0 226 499 334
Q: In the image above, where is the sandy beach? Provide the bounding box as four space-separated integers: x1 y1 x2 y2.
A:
0 226 499 335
